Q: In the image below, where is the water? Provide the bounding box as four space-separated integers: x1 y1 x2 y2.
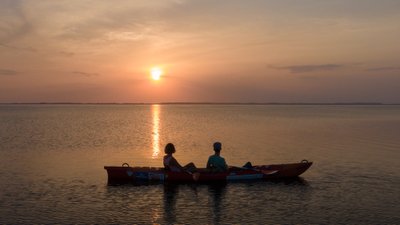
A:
0 104 399 224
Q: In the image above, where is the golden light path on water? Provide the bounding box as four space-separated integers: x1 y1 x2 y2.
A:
152 104 161 159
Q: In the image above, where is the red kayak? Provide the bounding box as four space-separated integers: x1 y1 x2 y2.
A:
104 160 312 184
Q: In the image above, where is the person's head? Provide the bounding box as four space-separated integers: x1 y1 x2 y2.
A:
164 143 176 154
213 142 222 153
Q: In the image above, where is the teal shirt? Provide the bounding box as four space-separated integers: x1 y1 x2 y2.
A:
207 155 228 172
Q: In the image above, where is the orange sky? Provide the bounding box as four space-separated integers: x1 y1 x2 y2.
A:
1 0 400 103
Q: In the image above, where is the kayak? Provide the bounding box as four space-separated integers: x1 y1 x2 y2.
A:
104 160 312 184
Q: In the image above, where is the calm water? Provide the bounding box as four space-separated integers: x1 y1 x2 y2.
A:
0 104 399 224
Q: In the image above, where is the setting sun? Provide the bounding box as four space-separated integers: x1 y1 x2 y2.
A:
151 67 163 80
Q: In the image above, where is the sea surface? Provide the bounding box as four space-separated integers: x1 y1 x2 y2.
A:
0 104 399 224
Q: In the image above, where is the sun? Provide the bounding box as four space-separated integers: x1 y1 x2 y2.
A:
150 67 163 80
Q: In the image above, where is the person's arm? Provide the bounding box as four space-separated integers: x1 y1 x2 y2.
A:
170 156 183 169
223 158 228 170
206 157 212 169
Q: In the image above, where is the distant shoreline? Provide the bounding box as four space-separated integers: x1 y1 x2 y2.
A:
1 102 399 105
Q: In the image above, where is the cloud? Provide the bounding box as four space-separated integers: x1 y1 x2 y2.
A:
0 43 37 52
72 71 99 77
0 69 17 76
0 1 33 44
48 1 186 43
1 1 182 46
366 67 400 72
271 64 343 73
58 51 74 57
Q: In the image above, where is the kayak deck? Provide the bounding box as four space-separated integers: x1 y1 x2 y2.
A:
104 160 312 184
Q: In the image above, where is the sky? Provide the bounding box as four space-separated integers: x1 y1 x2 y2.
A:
1 0 400 103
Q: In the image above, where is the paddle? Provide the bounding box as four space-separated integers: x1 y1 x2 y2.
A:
231 163 279 176
239 167 278 175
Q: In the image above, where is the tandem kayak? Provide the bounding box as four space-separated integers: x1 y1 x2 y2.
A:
104 160 312 184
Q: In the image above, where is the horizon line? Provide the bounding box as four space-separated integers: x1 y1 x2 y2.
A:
1 102 399 105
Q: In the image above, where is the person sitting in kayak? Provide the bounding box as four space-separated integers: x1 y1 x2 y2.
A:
207 142 228 172
163 143 197 173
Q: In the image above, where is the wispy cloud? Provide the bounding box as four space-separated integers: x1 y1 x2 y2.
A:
51 1 185 43
57 51 74 57
0 43 37 52
366 67 400 72
0 1 32 44
0 69 18 76
270 64 343 73
72 71 99 77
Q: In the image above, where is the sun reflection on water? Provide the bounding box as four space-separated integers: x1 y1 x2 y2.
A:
152 104 161 159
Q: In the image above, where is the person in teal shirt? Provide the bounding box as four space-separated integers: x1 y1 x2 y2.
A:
207 142 228 172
